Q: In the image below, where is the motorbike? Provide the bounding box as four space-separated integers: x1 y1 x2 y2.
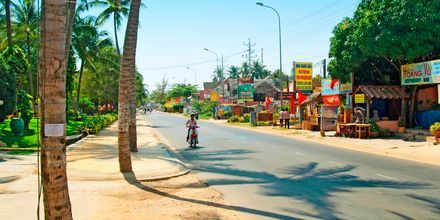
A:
187 125 199 148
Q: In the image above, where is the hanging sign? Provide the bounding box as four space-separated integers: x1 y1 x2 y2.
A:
355 94 365 103
210 92 219 101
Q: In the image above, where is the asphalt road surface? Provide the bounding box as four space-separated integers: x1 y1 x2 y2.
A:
146 111 440 220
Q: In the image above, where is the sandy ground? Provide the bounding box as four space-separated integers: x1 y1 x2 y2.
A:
210 119 440 166
0 114 243 220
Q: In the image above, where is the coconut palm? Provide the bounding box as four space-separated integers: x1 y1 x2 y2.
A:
118 0 142 170
251 60 270 79
39 0 73 218
13 0 39 97
3 0 12 45
228 65 240 78
72 14 113 110
91 0 130 56
211 66 223 83
240 62 251 78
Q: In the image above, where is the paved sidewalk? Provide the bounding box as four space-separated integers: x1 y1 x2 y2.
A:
1 113 241 219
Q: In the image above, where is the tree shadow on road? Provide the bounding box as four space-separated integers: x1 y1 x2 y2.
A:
122 172 300 220
407 194 440 215
192 162 430 219
178 148 256 163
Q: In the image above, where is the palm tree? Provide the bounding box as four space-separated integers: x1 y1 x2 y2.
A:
118 0 141 170
13 0 39 97
228 65 240 78
39 0 73 218
3 0 12 45
72 14 113 110
91 0 130 56
251 60 271 79
240 62 251 78
211 66 223 83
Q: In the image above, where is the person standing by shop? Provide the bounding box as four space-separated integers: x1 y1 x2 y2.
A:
279 108 284 127
284 108 290 129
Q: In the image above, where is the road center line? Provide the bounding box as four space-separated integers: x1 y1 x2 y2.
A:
328 161 343 166
376 174 399 181
295 152 306 156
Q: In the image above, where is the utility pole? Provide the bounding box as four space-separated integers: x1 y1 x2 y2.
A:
221 55 225 99
323 59 327 78
243 38 257 77
261 48 264 65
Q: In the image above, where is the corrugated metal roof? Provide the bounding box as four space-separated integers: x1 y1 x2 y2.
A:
355 85 408 99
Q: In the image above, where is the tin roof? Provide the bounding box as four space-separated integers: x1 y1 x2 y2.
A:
355 85 408 99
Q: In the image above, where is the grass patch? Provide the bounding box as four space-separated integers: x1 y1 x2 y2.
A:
0 117 90 149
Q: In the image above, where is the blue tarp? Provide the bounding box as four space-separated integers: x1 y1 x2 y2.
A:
414 110 440 129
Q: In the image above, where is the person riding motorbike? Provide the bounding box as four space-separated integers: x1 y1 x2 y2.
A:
186 113 198 143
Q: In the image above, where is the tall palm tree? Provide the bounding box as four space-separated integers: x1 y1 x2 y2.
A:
92 0 130 56
211 66 223 83
39 0 73 218
72 14 112 110
251 60 270 79
3 0 12 45
228 65 240 78
118 0 141 170
13 0 39 97
240 62 251 78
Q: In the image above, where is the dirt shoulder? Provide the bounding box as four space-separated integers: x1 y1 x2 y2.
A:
207 119 440 166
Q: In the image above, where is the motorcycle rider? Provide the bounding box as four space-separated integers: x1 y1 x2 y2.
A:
186 113 198 143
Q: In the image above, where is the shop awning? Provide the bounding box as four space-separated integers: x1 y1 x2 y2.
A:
302 92 321 105
355 85 408 99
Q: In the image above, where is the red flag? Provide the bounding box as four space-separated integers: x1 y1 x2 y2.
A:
265 97 271 109
290 93 295 114
330 79 339 90
297 91 307 105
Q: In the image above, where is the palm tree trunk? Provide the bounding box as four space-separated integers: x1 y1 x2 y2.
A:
5 0 13 45
27 34 34 98
118 0 141 171
39 0 73 218
114 13 121 56
76 60 85 111
129 70 137 152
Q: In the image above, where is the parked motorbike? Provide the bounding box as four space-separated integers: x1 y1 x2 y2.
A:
187 125 199 148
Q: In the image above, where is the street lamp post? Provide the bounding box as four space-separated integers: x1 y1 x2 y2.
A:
186 67 197 86
256 2 284 107
204 48 224 99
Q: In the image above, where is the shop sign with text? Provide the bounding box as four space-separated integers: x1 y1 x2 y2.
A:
401 59 440 85
295 62 313 92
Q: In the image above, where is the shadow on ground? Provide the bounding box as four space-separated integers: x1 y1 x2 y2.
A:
171 148 431 219
407 194 440 215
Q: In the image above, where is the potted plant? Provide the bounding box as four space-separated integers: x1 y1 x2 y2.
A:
369 120 379 138
429 122 440 138
398 118 406 133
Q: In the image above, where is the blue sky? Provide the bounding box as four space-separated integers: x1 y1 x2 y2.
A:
94 0 360 90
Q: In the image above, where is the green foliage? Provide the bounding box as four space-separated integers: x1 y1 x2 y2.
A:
1 45 29 87
172 103 184 113
135 71 148 106
75 113 118 135
0 56 17 122
429 122 440 134
227 115 240 123
329 0 440 83
191 100 218 115
243 113 250 123
16 90 33 129
167 83 197 99
228 65 240 78
251 60 271 79
369 120 380 132
79 97 96 115
0 118 38 148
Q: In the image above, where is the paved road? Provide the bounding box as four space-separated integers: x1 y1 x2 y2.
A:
147 111 440 220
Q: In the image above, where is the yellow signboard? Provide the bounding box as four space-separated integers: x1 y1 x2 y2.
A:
355 94 365 104
210 92 218 101
295 62 313 92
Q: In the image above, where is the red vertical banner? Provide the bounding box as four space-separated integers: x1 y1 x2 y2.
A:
290 93 295 114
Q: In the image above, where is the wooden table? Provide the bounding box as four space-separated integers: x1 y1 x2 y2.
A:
356 124 371 139
338 123 356 137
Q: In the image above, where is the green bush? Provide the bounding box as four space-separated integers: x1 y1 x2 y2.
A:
238 116 245 123
79 97 96 115
227 115 240 123
17 90 33 130
243 113 250 123
75 113 118 135
429 122 440 135
369 120 380 132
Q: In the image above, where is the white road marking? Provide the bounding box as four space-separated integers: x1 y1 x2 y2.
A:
328 161 343 166
295 152 306 156
376 174 399 181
